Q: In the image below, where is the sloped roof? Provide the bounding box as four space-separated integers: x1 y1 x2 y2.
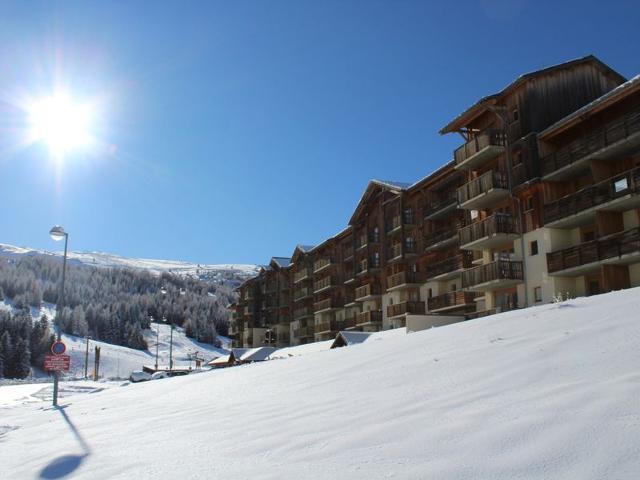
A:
439 55 626 134
332 331 373 348
349 179 410 225
270 257 292 268
266 340 334 360
239 347 278 362
208 354 232 366
539 73 640 139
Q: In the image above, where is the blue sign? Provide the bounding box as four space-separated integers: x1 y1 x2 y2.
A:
51 341 66 355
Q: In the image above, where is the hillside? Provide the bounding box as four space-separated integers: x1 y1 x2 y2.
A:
1 288 639 478
0 243 259 287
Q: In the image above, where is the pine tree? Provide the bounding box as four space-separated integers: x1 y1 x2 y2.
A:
1 331 13 377
13 338 31 379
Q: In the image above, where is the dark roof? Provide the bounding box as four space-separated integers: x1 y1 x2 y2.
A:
539 73 640 139
349 179 410 225
297 244 315 253
270 257 292 268
371 179 412 190
439 55 626 134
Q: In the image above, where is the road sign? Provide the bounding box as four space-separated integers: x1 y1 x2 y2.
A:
51 341 66 355
44 354 71 371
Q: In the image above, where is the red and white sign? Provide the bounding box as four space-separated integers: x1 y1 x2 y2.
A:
51 341 67 355
44 354 71 372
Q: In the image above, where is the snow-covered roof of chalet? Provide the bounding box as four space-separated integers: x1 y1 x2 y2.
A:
349 179 411 225
331 327 407 348
238 346 278 362
270 257 292 268
208 355 232 366
297 244 315 252
231 348 250 360
266 340 334 360
539 73 640 140
439 55 626 134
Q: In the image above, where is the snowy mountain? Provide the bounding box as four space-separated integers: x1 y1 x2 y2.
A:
2 288 639 478
0 242 259 286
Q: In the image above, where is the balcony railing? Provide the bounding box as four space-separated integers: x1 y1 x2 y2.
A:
293 269 311 284
386 215 402 233
462 260 524 289
547 227 640 274
387 243 403 260
314 297 341 313
457 170 509 206
293 306 313 321
427 291 477 312
357 257 381 275
357 231 380 249
343 316 357 329
293 287 312 301
387 301 425 318
355 283 382 300
313 258 334 273
459 213 520 248
386 270 421 290
315 319 346 334
426 252 472 279
292 326 314 338
313 276 340 293
344 246 355 259
454 129 506 168
541 107 640 177
356 310 383 325
424 226 459 250
544 166 640 225
424 189 457 218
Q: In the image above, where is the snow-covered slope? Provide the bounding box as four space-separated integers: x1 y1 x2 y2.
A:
0 242 259 282
2 288 640 479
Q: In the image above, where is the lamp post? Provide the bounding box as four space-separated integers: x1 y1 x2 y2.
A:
83 335 92 379
49 225 69 407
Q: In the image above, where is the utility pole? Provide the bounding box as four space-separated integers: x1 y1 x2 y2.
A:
169 322 174 371
154 317 159 371
84 336 91 379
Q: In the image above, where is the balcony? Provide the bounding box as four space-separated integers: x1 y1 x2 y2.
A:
343 316 358 330
454 129 506 171
313 258 335 274
293 268 311 284
427 291 477 313
315 319 346 334
544 167 640 228
292 326 314 338
542 107 640 181
344 246 355 260
356 310 383 326
459 213 520 250
293 306 314 321
313 276 340 294
457 170 510 210
547 227 640 276
462 260 524 291
293 287 313 302
424 226 459 251
386 215 402 235
314 297 342 314
343 270 356 285
355 283 382 301
426 252 473 281
387 301 426 318
356 231 380 250
424 189 458 220
386 270 422 291
356 257 381 276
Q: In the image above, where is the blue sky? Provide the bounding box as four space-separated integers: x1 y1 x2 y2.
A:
1 1 639 265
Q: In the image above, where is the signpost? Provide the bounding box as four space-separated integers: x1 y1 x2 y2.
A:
46 341 70 407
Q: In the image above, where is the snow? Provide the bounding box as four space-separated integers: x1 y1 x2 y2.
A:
0 242 259 279
2 288 640 478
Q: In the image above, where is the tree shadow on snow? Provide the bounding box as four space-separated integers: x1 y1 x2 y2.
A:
39 407 91 479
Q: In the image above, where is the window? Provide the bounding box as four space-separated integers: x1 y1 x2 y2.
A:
512 108 519 121
470 209 479 220
427 288 433 299
534 286 542 303
451 283 457 291
525 196 535 211
614 178 629 193
530 240 538 256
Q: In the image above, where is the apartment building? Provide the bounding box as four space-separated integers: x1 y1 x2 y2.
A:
229 55 639 348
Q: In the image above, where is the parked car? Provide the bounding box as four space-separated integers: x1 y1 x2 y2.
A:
129 370 152 382
151 371 168 380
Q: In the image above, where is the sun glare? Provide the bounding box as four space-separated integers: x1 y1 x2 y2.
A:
28 94 94 156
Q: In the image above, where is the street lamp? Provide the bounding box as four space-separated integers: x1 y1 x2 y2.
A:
49 225 69 407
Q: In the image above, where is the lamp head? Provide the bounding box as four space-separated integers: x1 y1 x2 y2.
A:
49 225 67 241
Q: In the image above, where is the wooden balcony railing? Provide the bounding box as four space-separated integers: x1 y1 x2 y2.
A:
459 213 520 246
541 107 640 177
427 291 477 311
355 283 382 299
357 257 381 275
357 231 381 249
343 316 357 329
386 270 421 289
387 243 403 260
386 215 402 233
356 310 383 325
426 252 473 279
314 297 342 313
313 276 340 293
547 227 640 274
454 129 506 166
293 306 313 321
293 326 314 338
462 260 524 288
293 269 311 284
293 287 312 301
457 170 508 205
344 246 355 259
544 166 640 224
313 258 334 273
424 226 459 250
424 189 457 217
315 319 346 334
387 301 425 318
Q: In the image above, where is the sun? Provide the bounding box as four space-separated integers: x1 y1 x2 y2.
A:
28 94 94 156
